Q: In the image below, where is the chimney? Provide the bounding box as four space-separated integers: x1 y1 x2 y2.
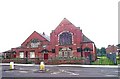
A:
108 45 111 47
52 30 54 32
43 32 45 35
80 29 82 32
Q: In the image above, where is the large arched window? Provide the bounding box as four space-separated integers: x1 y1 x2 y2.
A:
59 32 72 45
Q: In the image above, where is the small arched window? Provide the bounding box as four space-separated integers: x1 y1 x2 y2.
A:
59 32 72 45
26 38 40 48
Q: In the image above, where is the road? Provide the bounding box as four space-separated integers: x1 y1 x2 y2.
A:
2 65 119 78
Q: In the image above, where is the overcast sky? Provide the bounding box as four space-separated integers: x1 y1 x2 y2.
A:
0 0 119 52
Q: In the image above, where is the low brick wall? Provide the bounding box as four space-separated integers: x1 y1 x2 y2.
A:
2 58 26 64
44 59 85 65
2 58 88 64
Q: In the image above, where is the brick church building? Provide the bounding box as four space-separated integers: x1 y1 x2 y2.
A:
3 18 97 64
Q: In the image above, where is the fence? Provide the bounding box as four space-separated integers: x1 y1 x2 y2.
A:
106 53 117 65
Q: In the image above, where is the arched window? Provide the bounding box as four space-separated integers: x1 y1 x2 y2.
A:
59 32 72 45
83 47 92 52
30 38 40 48
26 38 40 48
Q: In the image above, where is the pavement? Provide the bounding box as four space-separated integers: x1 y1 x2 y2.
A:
0 63 119 68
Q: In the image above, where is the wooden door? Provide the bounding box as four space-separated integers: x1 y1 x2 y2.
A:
44 53 48 60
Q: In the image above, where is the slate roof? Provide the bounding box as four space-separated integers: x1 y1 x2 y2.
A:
82 34 93 43
3 50 12 53
40 33 50 41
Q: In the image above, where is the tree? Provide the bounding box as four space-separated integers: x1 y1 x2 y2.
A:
117 43 120 47
100 47 106 56
96 48 101 56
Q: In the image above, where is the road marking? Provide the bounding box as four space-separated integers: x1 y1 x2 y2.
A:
70 73 79 76
115 71 119 73
51 72 60 74
19 71 28 73
51 69 67 75
32 69 38 72
59 69 65 72
105 75 117 77
5 71 13 72
101 70 104 72
19 68 24 70
59 69 79 76
65 71 79 76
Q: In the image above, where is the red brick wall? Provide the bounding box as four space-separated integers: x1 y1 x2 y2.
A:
8 19 97 64
106 45 117 54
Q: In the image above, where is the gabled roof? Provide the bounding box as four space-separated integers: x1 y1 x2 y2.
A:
54 18 76 31
15 46 25 49
3 50 13 53
82 34 93 43
59 18 72 25
21 31 50 46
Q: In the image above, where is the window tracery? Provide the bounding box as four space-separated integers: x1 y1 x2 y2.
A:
59 32 72 45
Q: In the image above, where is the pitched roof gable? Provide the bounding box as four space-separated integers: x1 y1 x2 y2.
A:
54 18 76 31
21 31 50 46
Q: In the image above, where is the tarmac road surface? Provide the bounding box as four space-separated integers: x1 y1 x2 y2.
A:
2 65 119 77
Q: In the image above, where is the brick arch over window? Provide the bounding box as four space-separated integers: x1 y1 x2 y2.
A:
59 32 72 45
26 38 41 48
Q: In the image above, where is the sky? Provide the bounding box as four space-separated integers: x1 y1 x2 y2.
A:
0 0 119 52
